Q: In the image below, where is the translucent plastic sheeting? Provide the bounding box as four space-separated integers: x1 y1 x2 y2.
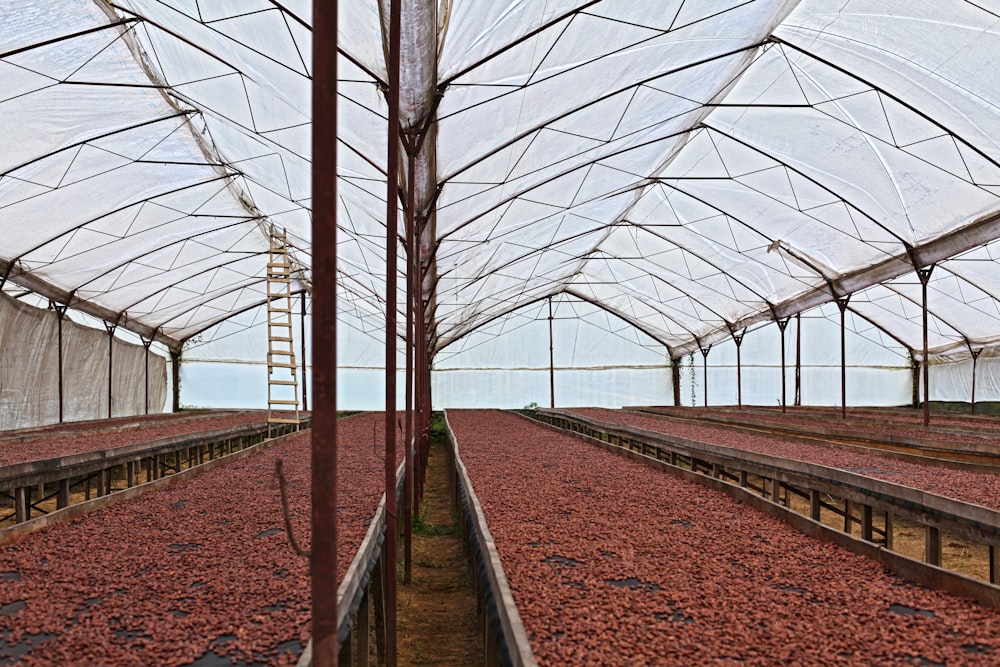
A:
1 1 309 347
930 356 1000 406
681 305 912 407
0 292 167 430
8 0 1000 397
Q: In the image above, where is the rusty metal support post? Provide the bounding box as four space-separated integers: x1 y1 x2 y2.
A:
141 338 153 415
700 345 711 407
794 312 802 406
403 149 416 585
733 330 744 409
105 322 116 419
548 297 555 408
301 291 309 413
414 263 425 507
53 303 68 423
970 348 982 414
671 356 681 407
312 0 340 663
837 297 850 419
383 0 402 662
170 350 181 412
777 317 789 412
918 266 934 428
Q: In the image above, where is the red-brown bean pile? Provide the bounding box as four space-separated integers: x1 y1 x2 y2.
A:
1 411 232 442
573 408 1000 511
0 412 396 666
0 412 267 467
734 406 995 430
449 409 1000 666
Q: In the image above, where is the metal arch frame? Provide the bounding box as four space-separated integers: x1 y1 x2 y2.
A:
437 43 765 185
5 173 236 268
567 273 722 343
0 257 175 349
595 250 747 327
107 251 277 320
152 282 309 343
847 283 970 355
433 289 676 356
0 112 193 179
436 126 697 244
665 207 1000 358
426 24 1000 361
689 124 916 253
770 36 1000 177
60 218 266 297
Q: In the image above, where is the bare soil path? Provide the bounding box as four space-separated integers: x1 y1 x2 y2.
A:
398 433 482 666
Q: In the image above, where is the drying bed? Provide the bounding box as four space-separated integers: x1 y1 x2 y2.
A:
0 412 267 467
0 412 394 666
572 408 1000 512
0 411 235 442
729 406 1000 429
448 409 1000 666
640 406 1000 447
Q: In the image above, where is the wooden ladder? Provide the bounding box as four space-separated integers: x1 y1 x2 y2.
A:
267 227 300 427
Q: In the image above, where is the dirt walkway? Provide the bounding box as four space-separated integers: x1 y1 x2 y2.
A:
397 438 481 665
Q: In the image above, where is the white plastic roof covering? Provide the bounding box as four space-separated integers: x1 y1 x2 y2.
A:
3 1 1000 361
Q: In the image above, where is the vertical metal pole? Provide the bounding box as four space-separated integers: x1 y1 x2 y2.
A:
918 266 934 428
777 317 789 413
671 356 681 407
733 330 744 409
301 292 309 412
403 150 416 585
105 323 116 419
142 339 153 415
837 297 849 419
54 304 67 423
170 350 181 412
312 0 339 663
383 0 402 662
971 348 982 415
794 312 802 406
548 297 555 409
414 250 425 506
700 345 711 407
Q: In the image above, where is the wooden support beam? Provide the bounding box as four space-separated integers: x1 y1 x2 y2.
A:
926 526 941 566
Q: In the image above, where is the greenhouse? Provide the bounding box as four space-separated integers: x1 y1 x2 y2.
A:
3 1 1000 665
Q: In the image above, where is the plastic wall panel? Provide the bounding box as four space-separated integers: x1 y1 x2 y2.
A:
929 356 1000 405
0 293 167 430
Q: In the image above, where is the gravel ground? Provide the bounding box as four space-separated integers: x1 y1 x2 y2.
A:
449 409 1000 666
0 412 395 666
571 408 1000 511
0 412 267 467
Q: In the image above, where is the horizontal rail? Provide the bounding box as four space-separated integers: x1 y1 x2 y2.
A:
533 408 1000 606
445 410 538 667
